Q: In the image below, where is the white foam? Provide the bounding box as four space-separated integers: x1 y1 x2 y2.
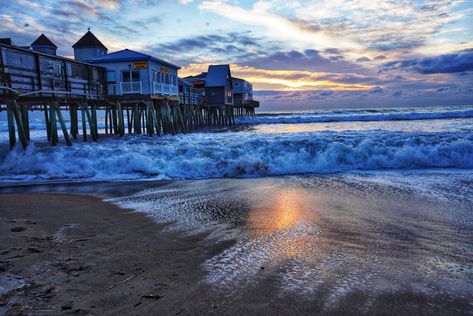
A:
237 106 473 125
1 129 472 183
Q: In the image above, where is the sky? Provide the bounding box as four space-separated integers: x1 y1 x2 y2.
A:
1 0 472 111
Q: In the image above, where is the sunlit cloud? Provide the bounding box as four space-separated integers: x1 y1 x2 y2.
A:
1 0 472 109
199 0 362 51
181 64 375 91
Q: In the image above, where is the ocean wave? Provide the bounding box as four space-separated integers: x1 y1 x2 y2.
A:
237 108 473 125
1 130 472 182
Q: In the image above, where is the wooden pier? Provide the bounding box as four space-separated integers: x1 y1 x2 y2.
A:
1 95 238 149
0 42 259 149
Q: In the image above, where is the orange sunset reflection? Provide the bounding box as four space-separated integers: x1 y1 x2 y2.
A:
248 188 317 238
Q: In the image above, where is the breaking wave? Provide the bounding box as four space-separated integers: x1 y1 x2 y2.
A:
237 107 473 125
1 130 472 183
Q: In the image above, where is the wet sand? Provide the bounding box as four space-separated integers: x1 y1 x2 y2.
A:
0 193 232 315
1 177 473 315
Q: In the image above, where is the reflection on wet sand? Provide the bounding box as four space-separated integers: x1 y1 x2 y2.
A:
108 175 473 313
248 188 313 237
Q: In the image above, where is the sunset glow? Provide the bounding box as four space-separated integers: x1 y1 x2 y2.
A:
1 0 472 110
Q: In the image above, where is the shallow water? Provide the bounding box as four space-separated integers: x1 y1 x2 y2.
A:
107 172 473 312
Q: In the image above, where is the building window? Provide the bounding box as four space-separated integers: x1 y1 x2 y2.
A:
170 75 177 86
122 70 140 82
106 70 116 83
49 61 64 77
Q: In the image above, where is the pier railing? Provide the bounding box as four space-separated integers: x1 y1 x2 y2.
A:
120 81 142 95
152 82 178 97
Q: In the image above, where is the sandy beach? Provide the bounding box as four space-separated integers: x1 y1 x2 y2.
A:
1 174 472 315
0 192 232 315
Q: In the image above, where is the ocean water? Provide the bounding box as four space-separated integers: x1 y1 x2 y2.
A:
1 105 473 311
0 105 472 183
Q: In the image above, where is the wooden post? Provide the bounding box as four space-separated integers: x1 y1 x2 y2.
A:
20 104 30 141
81 104 87 142
44 105 51 141
11 102 28 149
7 101 16 149
49 103 58 146
91 104 98 139
112 107 118 134
127 107 132 134
117 102 124 137
83 103 97 141
105 108 109 134
55 102 72 146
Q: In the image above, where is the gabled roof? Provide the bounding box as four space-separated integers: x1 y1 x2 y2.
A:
0 38 13 46
179 78 193 87
184 73 207 84
73 31 107 50
185 72 207 80
85 48 180 69
31 34 57 48
206 65 231 87
232 77 246 82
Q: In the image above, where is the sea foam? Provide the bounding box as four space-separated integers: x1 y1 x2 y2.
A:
237 107 473 125
1 130 472 182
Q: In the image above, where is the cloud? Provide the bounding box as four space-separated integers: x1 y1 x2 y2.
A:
392 90 403 97
198 0 361 51
381 49 473 74
244 49 369 74
150 32 275 65
181 63 375 91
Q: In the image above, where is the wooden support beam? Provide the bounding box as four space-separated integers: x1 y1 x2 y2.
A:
55 102 72 146
116 102 124 137
91 104 98 139
19 104 30 141
7 101 16 149
81 104 87 142
49 103 58 146
105 108 109 134
44 105 51 141
112 107 118 135
83 103 97 141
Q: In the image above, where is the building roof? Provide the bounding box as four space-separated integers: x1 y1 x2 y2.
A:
232 77 246 82
0 41 106 68
72 31 107 50
179 78 193 87
185 72 207 80
31 34 57 48
0 38 13 46
206 65 231 87
85 48 180 69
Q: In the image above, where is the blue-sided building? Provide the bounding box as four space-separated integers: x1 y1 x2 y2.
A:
84 49 180 98
72 31 180 99
205 65 233 106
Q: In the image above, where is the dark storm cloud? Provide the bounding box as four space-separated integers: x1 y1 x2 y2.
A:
381 49 473 74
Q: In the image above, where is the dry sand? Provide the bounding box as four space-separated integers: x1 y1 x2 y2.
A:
0 193 232 315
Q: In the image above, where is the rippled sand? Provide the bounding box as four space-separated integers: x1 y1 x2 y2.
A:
2 172 473 314
111 172 473 314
